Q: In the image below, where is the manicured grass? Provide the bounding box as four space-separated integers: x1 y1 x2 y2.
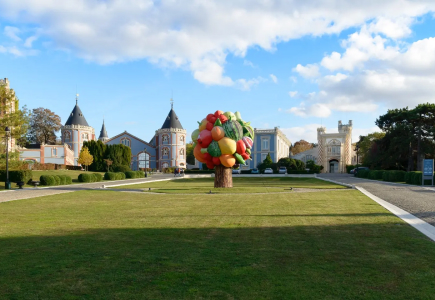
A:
1 189 435 299
111 177 346 193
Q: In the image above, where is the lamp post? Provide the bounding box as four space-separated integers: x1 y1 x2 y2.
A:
4 127 11 190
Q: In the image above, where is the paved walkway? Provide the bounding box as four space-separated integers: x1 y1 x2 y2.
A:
318 173 435 226
0 174 175 203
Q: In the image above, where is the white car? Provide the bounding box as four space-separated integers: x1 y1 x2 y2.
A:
278 167 287 174
232 169 241 174
264 168 273 174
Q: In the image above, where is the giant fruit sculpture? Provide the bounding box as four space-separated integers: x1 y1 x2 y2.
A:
192 110 255 188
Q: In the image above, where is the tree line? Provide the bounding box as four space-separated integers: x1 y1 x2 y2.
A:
359 103 435 171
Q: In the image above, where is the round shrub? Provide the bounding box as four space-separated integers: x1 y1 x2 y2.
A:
125 171 137 179
135 171 145 178
411 171 422 185
40 175 56 186
104 172 118 180
93 173 103 182
52 175 61 185
58 175 72 185
78 173 97 183
57 175 66 185
112 165 131 173
116 172 126 180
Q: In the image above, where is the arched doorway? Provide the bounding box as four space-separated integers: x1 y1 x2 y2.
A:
329 159 339 173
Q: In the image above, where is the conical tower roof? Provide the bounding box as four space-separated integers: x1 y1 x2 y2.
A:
99 120 108 139
161 107 183 130
65 99 89 126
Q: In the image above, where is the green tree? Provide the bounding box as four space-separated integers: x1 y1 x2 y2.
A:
28 107 62 144
78 146 94 171
186 142 195 165
83 140 107 171
263 153 273 165
0 84 30 148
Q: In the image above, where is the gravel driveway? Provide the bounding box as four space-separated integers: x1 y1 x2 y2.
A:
318 173 435 226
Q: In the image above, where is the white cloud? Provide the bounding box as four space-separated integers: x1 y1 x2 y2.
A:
236 76 266 91
290 24 435 117
289 76 298 83
24 35 38 48
4 26 21 41
0 0 434 86
293 63 320 78
288 91 298 98
270 74 278 83
287 102 331 118
243 60 256 68
280 124 321 144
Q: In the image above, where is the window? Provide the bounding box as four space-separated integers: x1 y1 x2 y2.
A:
53 148 57 156
138 152 150 169
162 147 169 156
64 131 71 142
162 162 169 169
162 135 169 144
179 148 185 159
327 140 341 155
82 133 89 142
180 136 185 145
120 138 131 147
261 138 269 150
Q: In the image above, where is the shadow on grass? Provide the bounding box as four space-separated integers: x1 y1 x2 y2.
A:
1 225 435 299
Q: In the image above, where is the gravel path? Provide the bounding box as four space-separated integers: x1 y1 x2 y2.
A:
318 173 435 226
0 174 174 203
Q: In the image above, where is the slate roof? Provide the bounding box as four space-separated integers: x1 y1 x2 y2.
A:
65 102 89 126
161 108 183 129
99 120 108 139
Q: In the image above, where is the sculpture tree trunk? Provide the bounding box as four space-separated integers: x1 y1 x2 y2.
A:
214 165 233 188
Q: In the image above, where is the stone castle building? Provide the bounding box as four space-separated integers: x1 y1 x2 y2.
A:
291 120 357 173
61 95 96 165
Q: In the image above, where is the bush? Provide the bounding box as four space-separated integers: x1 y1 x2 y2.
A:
112 164 131 173
93 173 103 182
411 171 422 185
40 175 56 186
357 169 370 178
135 171 145 178
116 172 126 180
78 173 97 183
125 171 138 179
383 170 406 182
163 167 176 174
184 169 215 174
0 170 33 183
346 165 355 174
405 172 414 184
104 172 118 180
57 175 72 185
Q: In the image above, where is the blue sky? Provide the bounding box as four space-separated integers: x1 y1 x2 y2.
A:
1 1 435 144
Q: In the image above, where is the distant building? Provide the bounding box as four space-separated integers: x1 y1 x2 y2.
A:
104 103 186 171
244 127 291 169
291 120 357 173
60 95 96 165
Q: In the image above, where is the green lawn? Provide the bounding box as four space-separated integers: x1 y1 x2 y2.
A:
1 187 435 299
0 170 106 190
111 177 346 193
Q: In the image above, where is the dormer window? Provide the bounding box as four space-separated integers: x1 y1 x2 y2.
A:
120 137 131 147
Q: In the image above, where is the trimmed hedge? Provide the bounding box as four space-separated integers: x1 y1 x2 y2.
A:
40 175 56 186
125 171 145 179
78 173 97 183
57 175 72 185
356 169 370 178
93 173 103 182
0 170 33 183
104 172 126 180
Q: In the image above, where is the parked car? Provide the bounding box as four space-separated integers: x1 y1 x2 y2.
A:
264 168 273 174
251 168 259 174
350 168 355 174
278 167 287 174
354 167 369 176
232 169 241 174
